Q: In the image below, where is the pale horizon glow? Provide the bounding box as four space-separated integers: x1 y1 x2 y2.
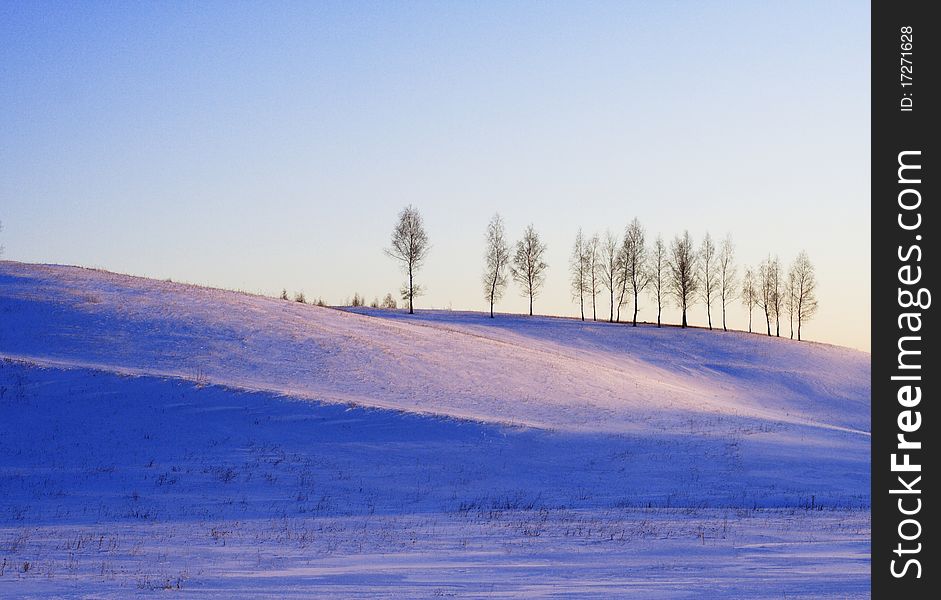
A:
0 1 871 350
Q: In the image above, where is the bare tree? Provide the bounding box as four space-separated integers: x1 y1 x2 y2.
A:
648 235 667 327
757 260 771 335
770 255 782 337
511 224 548 316
718 235 737 332
791 251 819 341
699 232 717 330
741 267 758 333
614 234 631 323
570 228 590 321
482 214 510 318
385 205 430 314
380 293 397 309
757 255 782 336
587 234 601 321
622 218 649 327
668 231 699 328
785 266 798 339
598 231 620 322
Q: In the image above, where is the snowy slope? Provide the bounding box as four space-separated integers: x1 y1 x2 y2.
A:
0 261 870 597
0 261 869 435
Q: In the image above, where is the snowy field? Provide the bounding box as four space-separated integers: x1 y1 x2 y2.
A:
0 262 870 597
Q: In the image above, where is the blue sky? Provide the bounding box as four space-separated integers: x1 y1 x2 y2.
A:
1 1 870 349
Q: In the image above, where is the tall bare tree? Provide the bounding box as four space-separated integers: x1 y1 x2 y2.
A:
668 231 699 328
757 260 771 335
785 266 798 339
482 213 510 318
718 235 737 332
758 255 781 335
769 255 782 337
511 224 548 316
699 232 717 330
614 236 630 323
621 218 649 327
791 250 819 341
385 205 430 314
741 266 758 333
598 230 620 322
570 228 590 321
648 235 667 327
587 234 600 321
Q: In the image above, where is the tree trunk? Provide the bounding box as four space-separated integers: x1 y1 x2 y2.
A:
797 297 803 341
707 303 712 330
748 307 752 333
616 285 627 323
408 267 414 314
609 290 614 322
489 276 497 318
580 293 585 321
529 292 533 316
681 303 688 328
722 302 727 332
765 309 771 336
632 295 638 327
657 301 661 328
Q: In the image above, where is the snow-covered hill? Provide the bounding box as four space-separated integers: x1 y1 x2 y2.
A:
0 261 870 597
